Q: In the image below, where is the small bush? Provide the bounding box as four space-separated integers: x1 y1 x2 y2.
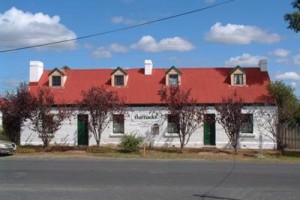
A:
119 134 143 153
0 128 9 141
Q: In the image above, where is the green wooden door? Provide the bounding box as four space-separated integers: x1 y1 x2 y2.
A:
204 114 216 145
78 115 89 145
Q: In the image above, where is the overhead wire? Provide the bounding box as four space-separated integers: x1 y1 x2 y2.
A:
0 0 235 53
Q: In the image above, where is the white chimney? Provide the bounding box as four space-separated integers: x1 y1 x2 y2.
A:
259 59 268 72
144 59 153 75
29 61 44 82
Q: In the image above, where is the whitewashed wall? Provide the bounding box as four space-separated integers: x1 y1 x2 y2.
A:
20 106 277 149
0 111 2 129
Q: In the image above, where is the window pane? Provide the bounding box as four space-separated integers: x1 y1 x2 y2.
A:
234 74 243 85
113 114 124 133
52 76 61 86
240 114 253 133
169 74 178 85
114 75 124 86
168 115 179 133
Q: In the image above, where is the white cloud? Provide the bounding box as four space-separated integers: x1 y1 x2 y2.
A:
83 43 93 49
0 7 77 50
294 55 300 65
206 22 281 44
275 57 289 64
131 35 194 52
2 78 21 88
225 53 266 67
275 72 300 81
92 48 112 58
290 82 297 88
92 43 128 58
271 48 290 57
111 16 137 25
109 43 128 53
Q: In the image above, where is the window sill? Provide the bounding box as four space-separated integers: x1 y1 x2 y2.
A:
240 133 254 138
109 133 124 138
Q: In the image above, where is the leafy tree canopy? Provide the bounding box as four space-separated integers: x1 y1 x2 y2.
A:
284 0 300 32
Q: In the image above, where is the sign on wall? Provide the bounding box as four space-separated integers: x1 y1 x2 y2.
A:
131 113 160 122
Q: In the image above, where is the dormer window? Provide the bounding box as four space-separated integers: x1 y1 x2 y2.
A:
230 65 246 86
166 66 181 86
114 75 124 86
234 74 243 85
111 67 128 87
48 68 66 87
169 74 179 85
52 76 61 87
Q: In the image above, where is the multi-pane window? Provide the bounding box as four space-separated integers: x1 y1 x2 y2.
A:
52 76 61 87
240 114 253 133
169 74 179 86
113 114 124 133
114 75 124 86
234 74 244 85
151 124 159 135
168 114 179 133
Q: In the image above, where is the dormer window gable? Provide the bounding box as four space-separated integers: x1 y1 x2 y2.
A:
165 66 182 86
48 68 67 87
230 65 246 86
111 67 128 87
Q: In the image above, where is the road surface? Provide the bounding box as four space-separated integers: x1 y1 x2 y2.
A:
0 156 299 200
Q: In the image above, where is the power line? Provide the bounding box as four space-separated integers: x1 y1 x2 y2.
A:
0 0 235 53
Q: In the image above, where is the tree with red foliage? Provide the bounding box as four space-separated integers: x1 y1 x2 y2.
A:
159 86 206 153
79 86 125 147
0 83 35 144
215 91 247 154
30 87 72 147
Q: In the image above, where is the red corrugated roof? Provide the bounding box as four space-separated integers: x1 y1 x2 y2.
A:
29 67 272 105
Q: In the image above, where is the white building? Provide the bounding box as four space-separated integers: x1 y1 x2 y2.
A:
0 98 3 130
21 60 276 149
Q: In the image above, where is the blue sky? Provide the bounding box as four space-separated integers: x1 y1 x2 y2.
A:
0 0 299 96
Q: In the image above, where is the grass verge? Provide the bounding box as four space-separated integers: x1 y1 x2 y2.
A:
13 145 300 162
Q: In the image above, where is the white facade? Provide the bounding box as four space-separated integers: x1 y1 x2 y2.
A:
0 111 2 129
21 106 277 149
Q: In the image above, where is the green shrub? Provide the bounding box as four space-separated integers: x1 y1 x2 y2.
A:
119 134 143 153
0 128 9 141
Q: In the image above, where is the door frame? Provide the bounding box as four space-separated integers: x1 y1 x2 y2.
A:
203 114 216 146
77 114 89 146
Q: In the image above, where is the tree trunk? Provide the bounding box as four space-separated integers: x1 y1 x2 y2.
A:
43 139 49 148
276 124 286 155
179 143 184 153
96 139 100 147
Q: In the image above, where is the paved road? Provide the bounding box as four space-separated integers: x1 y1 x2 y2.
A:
0 156 299 200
